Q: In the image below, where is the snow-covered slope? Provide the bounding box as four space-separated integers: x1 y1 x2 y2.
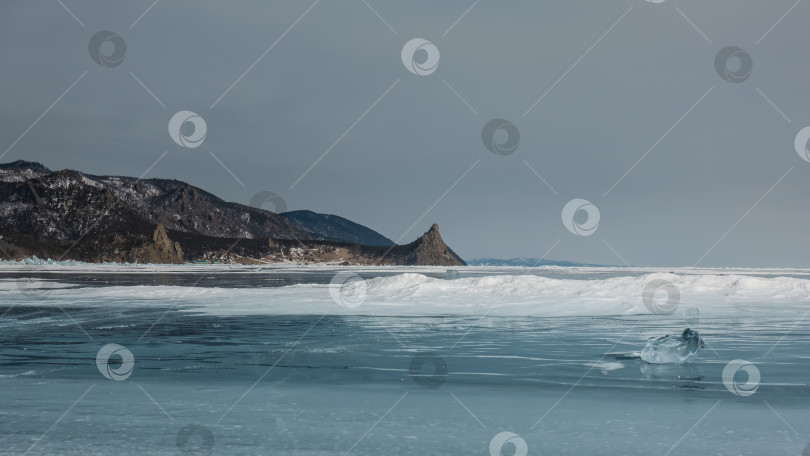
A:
0 162 306 242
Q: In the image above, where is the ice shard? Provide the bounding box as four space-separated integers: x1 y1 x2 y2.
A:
641 328 705 364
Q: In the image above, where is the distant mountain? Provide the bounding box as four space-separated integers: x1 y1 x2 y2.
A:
467 257 609 267
0 161 464 265
282 210 394 246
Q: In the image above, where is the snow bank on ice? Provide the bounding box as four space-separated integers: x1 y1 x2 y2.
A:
5 270 810 317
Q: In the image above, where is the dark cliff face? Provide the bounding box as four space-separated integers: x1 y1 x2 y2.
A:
0 162 466 266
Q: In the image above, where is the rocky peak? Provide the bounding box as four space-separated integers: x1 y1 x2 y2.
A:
401 223 466 266
127 224 183 264
153 224 171 246
152 224 183 259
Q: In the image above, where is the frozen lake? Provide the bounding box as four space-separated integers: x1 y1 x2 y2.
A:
1 265 809 455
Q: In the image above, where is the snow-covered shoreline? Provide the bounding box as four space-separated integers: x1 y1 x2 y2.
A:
4 256 810 277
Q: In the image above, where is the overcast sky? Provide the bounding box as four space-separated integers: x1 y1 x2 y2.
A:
1 0 809 267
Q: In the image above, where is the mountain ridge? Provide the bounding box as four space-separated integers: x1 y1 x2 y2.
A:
281 210 394 246
0 161 465 266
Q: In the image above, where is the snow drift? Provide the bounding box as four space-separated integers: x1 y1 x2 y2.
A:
4 269 810 317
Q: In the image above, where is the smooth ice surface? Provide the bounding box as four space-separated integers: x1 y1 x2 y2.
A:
640 328 705 364
1 266 809 455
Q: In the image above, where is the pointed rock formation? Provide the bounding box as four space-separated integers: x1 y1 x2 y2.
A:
126 224 184 264
153 224 184 259
399 224 466 266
